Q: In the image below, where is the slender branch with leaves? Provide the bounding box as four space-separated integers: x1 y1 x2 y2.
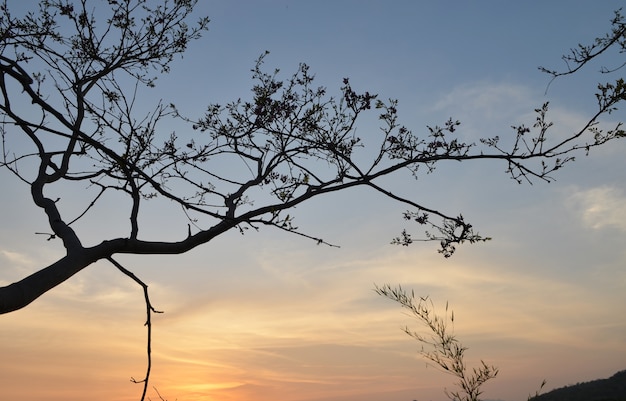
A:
376 284 498 401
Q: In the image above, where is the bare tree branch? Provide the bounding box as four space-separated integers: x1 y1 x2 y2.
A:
1 1 625 315
108 257 163 401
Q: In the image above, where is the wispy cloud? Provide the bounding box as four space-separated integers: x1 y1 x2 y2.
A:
0 249 35 269
426 80 618 150
431 81 534 119
0 249 40 285
567 185 626 231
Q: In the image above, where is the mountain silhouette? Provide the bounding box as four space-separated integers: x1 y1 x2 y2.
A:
529 370 626 401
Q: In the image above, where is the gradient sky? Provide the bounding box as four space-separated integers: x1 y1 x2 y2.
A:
1 1 626 401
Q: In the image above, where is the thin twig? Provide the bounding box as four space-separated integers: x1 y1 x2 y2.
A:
108 257 163 401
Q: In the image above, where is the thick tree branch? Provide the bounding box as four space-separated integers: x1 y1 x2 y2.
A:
0 253 91 314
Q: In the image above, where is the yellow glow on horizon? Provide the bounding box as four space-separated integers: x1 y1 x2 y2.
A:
174 381 246 391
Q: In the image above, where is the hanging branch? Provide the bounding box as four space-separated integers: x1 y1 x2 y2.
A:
108 257 163 401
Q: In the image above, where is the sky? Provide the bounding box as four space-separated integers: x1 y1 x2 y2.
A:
1 1 626 401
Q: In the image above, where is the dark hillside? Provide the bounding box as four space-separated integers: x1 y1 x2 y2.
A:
529 370 626 401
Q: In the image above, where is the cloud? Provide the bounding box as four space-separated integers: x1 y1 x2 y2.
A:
431 81 534 120
0 242 68 285
0 249 34 267
426 80 621 151
567 185 626 231
0 249 38 285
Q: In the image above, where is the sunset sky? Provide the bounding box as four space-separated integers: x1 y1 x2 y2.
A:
1 1 626 401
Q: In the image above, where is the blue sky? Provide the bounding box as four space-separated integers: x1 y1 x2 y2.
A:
1 1 626 401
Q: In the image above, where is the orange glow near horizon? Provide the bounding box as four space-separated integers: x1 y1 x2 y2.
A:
2 245 624 401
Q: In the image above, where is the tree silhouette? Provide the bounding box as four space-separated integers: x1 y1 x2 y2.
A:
0 1 624 399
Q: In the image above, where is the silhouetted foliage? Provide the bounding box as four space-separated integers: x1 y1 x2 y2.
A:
540 9 626 79
376 284 498 401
